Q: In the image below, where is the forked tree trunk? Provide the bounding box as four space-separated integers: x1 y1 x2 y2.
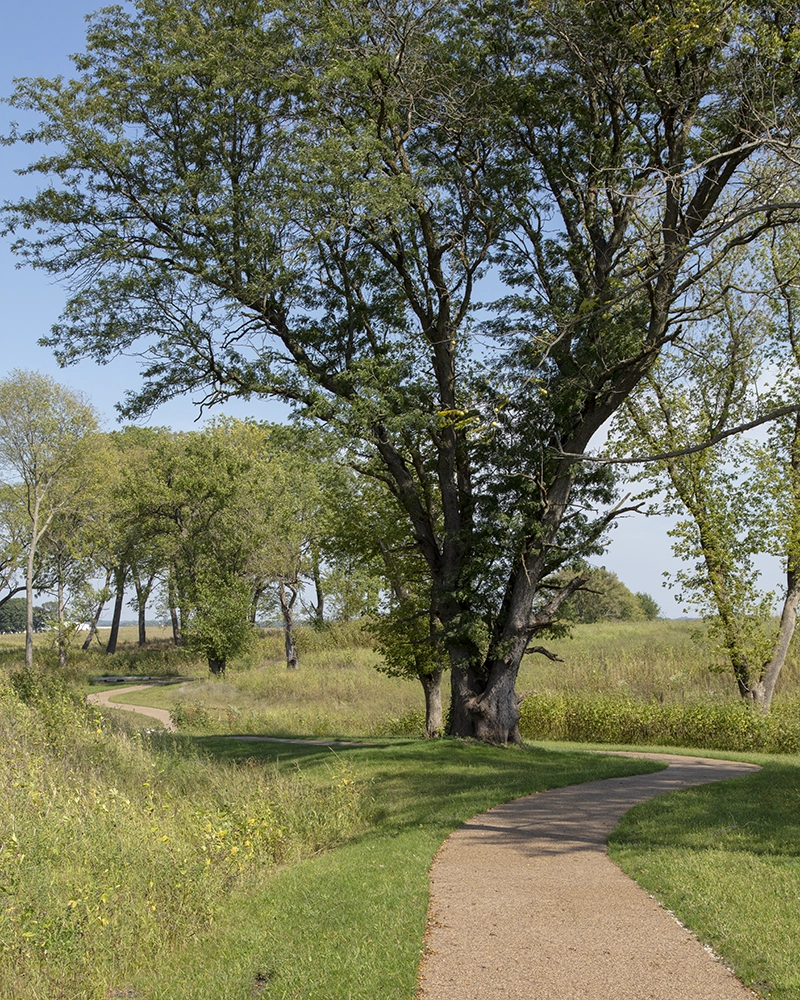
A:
449 659 524 743
446 574 589 743
132 570 157 646
82 568 111 650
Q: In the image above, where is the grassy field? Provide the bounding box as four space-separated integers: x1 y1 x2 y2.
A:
3 620 800 998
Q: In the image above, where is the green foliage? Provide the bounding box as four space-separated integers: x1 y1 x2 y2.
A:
552 564 646 624
6 0 800 738
183 577 258 672
519 693 800 753
635 592 661 620
370 599 444 680
0 598 46 634
0 669 367 998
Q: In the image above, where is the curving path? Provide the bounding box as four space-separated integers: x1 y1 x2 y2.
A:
417 753 761 1000
86 684 177 731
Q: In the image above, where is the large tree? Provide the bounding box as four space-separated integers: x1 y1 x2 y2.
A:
4 0 800 738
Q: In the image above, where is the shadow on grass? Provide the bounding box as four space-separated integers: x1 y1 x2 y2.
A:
190 734 665 835
611 758 800 858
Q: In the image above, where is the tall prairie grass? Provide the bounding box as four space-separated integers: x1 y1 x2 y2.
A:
0 669 366 1000
516 619 800 702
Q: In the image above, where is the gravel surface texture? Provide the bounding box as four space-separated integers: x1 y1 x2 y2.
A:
418 753 761 1000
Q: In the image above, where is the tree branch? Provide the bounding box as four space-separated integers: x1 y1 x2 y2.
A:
556 403 800 465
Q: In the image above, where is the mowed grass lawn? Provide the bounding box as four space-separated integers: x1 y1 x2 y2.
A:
5 621 800 997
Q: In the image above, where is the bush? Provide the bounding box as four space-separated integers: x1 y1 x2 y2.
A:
519 692 800 753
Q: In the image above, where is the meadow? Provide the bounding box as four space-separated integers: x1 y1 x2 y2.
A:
1 619 799 998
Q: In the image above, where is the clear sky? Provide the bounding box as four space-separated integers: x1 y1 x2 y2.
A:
0 0 749 618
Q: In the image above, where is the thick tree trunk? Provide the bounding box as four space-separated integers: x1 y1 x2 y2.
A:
449 658 524 743
279 580 299 669
105 566 127 655
420 667 444 736
208 656 226 676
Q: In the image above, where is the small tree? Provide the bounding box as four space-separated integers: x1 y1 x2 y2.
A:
553 565 647 624
636 593 661 621
0 371 99 668
183 577 257 675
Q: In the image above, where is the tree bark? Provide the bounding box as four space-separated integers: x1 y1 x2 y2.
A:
82 568 111 650
279 579 299 669
57 567 68 669
168 573 181 645
420 667 444 736
105 565 127 655
310 549 325 625
132 569 157 646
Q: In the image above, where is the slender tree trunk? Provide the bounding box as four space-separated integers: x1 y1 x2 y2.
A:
168 573 181 645
753 572 800 712
311 552 325 625
105 565 127 655
25 537 35 670
279 580 299 669
57 568 68 669
420 667 444 736
133 570 156 646
82 568 111 650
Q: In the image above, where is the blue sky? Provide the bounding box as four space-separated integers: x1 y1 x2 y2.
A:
0 1 735 617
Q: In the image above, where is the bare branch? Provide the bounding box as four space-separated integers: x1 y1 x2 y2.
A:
524 645 564 661
556 403 800 466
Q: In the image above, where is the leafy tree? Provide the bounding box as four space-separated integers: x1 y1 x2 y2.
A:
0 597 46 633
183 576 257 675
554 565 646 625
0 371 99 667
636 593 661 621
612 235 800 710
5 0 800 737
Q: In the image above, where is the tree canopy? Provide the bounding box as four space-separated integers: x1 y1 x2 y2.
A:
5 0 800 738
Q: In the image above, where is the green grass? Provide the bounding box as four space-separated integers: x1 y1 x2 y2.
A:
0 669 663 1000
609 756 800 1000
135 736 663 1000
6 621 800 997
517 619 800 702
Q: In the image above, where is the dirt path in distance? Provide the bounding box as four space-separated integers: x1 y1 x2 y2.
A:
86 684 177 732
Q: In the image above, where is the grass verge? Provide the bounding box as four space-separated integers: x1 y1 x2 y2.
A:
609 755 800 1000
0 670 663 1000
138 737 663 1000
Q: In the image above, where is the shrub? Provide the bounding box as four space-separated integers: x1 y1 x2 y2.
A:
519 692 800 753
